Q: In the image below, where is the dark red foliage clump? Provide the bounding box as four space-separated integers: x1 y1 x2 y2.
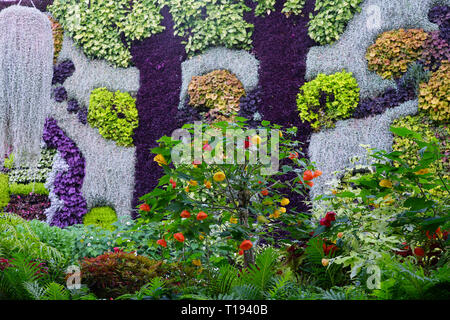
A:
130 6 186 218
5 194 50 221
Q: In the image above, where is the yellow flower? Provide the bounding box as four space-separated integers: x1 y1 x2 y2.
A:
229 216 238 224
279 131 283 138
199 234 205 241
251 135 262 145
204 180 212 189
189 180 198 187
280 198 290 206
279 207 286 213
154 154 167 166
192 259 202 267
379 179 393 188
415 168 431 175
322 258 329 267
271 209 281 218
383 194 395 205
331 189 338 195
213 171 226 182
80 239 84 243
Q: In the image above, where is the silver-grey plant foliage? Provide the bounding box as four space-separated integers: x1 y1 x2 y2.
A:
178 47 260 109
49 100 136 218
44 151 67 224
305 0 448 99
0 5 53 167
56 35 140 107
308 99 419 200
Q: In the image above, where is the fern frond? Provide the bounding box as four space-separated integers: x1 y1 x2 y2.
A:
42 282 70 300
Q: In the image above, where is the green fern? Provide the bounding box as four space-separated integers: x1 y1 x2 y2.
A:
230 284 260 300
209 264 239 296
116 277 168 300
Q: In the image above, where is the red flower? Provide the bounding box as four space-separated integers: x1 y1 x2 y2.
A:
244 139 252 149
320 217 331 227
180 210 191 218
313 170 322 178
139 203 150 212
196 211 208 221
261 189 269 196
303 170 314 181
414 247 425 257
174 233 185 242
238 250 244 255
169 178 176 189
157 239 167 247
323 243 338 256
239 240 253 251
325 211 336 222
203 143 212 151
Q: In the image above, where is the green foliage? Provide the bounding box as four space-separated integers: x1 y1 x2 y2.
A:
24 281 71 300
83 207 118 231
308 0 362 45
49 0 165 67
0 173 9 210
253 0 276 16
419 60 450 122
398 62 431 96
0 253 49 300
79 250 166 299
163 0 253 57
297 71 360 131
88 88 138 147
9 182 49 196
281 0 306 17
0 213 64 264
115 277 169 300
188 69 246 122
366 29 428 79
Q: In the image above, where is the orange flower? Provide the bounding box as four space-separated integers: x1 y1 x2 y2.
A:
204 180 212 189
139 203 150 212
180 210 191 218
337 232 344 239
303 170 314 181
322 258 329 267
156 239 167 248
189 180 198 187
173 233 185 242
261 189 269 196
289 152 299 160
313 170 322 178
197 211 208 221
154 154 167 166
239 240 253 251
306 181 314 187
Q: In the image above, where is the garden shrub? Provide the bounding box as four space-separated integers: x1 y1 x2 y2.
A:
48 15 63 64
392 113 449 198
8 148 55 185
49 0 164 67
83 207 118 231
366 29 429 80
420 31 450 72
296 70 360 131
0 173 9 210
52 60 75 85
88 88 138 147
163 0 253 57
79 250 166 299
187 69 246 122
308 0 362 45
418 60 450 122
282 0 306 17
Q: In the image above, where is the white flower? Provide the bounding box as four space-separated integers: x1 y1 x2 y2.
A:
87 243 91 247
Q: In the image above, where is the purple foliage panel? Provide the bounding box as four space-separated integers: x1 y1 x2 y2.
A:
130 6 186 218
42 118 87 228
243 0 317 213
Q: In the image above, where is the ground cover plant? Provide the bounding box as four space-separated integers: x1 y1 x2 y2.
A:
0 0 448 302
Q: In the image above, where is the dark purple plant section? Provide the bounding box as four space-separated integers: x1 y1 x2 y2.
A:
5 194 50 221
53 86 67 102
421 30 450 71
243 0 317 213
0 0 53 11
238 86 263 128
77 105 88 125
428 5 450 42
130 6 186 218
67 99 79 113
52 60 75 85
353 85 416 119
42 118 87 228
